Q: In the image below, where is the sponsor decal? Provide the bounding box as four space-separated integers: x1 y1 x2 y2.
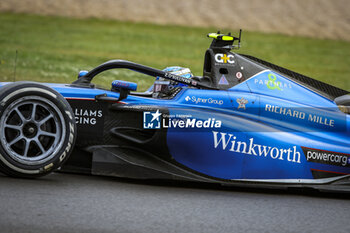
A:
214 53 235 64
267 73 281 90
164 72 197 87
236 97 248 110
164 72 192 85
302 147 350 167
113 81 130 88
74 109 103 125
219 75 229 85
307 114 334 127
143 110 161 129
254 74 292 91
236 72 243 80
185 96 224 105
163 117 221 129
265 104 335 127
212 131 301 164
144 110 222 129
59 121 75 162
191 80 198 86
68 99 106 138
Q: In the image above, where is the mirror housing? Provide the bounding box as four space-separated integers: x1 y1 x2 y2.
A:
111 80 137 101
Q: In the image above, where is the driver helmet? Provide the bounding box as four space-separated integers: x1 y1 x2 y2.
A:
152 66 193 98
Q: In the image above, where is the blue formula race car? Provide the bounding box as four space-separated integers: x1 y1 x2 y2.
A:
0 31 349 193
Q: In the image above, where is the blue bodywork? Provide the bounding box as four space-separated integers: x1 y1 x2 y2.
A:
7 69 349 183
167 70 349 181
2 67 349 184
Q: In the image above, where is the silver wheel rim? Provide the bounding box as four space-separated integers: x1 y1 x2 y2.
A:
0 96 66 165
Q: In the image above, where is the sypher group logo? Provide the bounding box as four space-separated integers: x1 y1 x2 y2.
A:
143 110 161 129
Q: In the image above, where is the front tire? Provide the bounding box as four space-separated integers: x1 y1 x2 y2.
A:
0 82 76 178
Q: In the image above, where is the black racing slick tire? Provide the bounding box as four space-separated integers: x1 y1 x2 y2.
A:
0 82 76 178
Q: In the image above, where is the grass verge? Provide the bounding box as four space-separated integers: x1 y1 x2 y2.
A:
0 13 349 91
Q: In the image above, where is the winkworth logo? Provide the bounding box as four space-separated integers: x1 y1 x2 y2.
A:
212 131 301 164
143 110 161 129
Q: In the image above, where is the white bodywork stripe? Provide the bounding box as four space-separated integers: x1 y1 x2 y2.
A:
232 175 350 184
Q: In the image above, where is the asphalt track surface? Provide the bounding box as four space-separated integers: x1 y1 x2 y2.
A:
0 172 349 233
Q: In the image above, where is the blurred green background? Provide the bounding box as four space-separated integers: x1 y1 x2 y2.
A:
0 13 349 91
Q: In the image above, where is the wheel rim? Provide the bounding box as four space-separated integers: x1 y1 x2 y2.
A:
0 96 66 165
